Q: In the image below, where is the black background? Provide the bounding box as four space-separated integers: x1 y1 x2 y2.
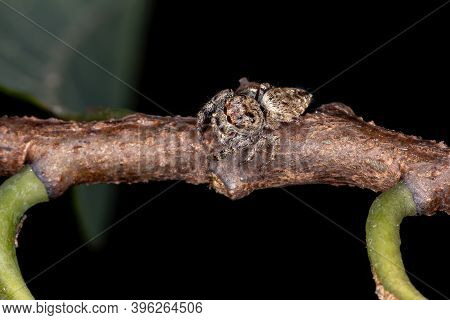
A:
1 0 449 299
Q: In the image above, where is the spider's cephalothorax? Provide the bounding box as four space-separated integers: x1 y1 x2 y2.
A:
197 78 312 161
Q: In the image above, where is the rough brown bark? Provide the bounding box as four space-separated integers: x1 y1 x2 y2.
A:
0 103 448 215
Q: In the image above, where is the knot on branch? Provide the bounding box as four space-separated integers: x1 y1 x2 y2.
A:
404 156 450 215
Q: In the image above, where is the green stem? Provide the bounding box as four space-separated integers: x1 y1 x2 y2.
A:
0 166 48 300
366 182 426 300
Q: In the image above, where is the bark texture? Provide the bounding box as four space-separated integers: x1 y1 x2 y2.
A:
0 103 448 215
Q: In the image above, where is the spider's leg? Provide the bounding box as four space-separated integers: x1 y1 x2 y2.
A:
245 136 268 162
267 133 280 161
215 146 233 160
211 111 234 145
197 89 234 133
246 133 280 162
257 82 272 104
196 101 215 133
239 77 250 87
264 113 281 130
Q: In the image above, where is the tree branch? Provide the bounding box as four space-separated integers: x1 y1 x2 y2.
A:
0 103 448 214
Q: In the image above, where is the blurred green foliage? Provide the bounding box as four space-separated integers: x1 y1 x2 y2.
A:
0 0 150 248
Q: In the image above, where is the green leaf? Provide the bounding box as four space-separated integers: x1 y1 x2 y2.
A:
0 0 149 116
0 0 150 248
72 184 116 250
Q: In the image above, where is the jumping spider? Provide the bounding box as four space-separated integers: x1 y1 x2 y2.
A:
197 78 312 161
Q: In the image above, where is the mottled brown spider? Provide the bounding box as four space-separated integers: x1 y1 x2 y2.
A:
197 78 312 161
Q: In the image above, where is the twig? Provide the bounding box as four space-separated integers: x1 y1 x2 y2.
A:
0 103 448 214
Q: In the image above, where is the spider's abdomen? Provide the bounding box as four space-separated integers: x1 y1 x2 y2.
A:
261 87 312 123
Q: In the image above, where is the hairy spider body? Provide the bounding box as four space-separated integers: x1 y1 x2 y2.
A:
260 87 312 129
211 94 270 160
197 79 311 161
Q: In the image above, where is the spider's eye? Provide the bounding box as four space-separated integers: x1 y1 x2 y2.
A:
244 112 255 119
